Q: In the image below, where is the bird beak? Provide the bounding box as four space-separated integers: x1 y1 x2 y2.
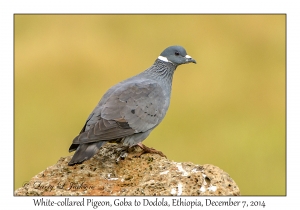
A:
185 55 196 64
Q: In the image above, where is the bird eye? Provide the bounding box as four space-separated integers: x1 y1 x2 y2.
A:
175 51 180 56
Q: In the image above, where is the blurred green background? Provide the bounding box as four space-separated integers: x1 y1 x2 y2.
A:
14 15 285 195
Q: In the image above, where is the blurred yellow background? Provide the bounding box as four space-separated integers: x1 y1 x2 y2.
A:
14 15 285 195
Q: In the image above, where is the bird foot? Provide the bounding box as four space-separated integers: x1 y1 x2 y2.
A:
134 143 167 158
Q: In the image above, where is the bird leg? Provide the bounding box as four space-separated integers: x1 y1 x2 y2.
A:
135 143 167 158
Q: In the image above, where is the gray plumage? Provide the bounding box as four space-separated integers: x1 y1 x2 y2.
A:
68 45 196 166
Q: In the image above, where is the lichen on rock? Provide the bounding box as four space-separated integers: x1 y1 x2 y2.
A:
15 143 240 196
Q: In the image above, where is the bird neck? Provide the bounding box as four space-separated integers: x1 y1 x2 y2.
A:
143 59 177 85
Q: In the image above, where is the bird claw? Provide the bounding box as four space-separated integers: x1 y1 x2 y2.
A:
115 143 166 162
135 143 167 158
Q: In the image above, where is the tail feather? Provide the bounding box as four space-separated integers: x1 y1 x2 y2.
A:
68 141 106 166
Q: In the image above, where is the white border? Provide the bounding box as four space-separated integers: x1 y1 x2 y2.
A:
1 0 299 209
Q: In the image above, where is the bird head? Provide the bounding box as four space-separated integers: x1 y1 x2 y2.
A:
158 45 196 66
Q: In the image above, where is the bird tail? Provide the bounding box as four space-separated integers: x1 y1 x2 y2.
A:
68 141 106 166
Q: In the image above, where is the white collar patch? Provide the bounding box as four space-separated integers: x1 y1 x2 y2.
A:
158 56 169 62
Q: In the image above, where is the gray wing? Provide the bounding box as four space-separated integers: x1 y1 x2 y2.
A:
71 118 135 144
70 79 168 146
101 79 169 132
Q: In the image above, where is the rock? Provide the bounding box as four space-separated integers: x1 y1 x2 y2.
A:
15 143 240 196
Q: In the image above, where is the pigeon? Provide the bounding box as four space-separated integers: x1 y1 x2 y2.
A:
68 45 196 166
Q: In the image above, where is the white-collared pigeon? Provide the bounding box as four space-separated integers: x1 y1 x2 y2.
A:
68 45 196 166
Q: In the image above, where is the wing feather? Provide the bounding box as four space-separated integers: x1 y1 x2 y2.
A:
71 79 169 146
101 80 169 132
